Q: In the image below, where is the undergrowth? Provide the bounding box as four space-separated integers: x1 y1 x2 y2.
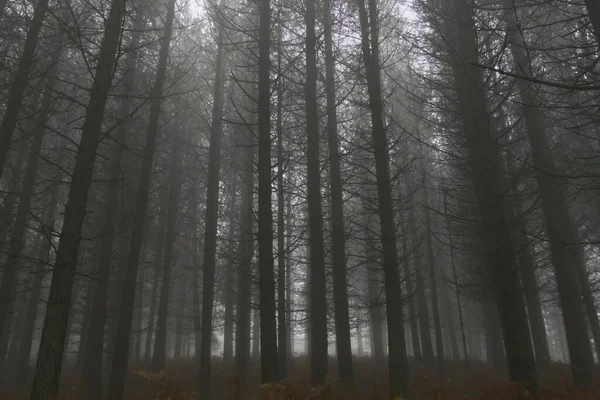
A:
2 357 599 399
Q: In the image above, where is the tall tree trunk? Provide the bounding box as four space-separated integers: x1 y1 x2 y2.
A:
356 0 409 396
503 5 597 380
408 211 434 364
304 0 328 387
402 246 422 360
285 198 293 359
0 33 64 373
223 179 237 364
107 0 176 396
364 211 385 367
198 19 226 396
441 272 459 362
322 0 353 384
80 14 143 397
152 137 182 373
174 275 186 360
235 124 254 383
275 10 288 376
0 137 29 286
15 177 60 387
443 194 469 370
422 184 445 375
29 0 127 396
439 0 539 395
145 190 168 363
257 0 280 385
0 0 50 178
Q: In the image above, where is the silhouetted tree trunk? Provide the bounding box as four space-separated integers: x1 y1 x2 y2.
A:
402 241 422 360
504 5 597 379
364 211 384 367
0 29 64 374
356 0 409 396
322 0 353 384
80 14 143 396
443 192 469 370
235 127 253 382
275 10 287 376
107 0 176 396
304 0 328 387
15 176 60 387
422 182 445 375
223 179 237 364
441 272 459 362
198 19 226 396
438 0 539 394
0 137 29 337
152 135 182 372
174 275 186 360
408 209 434 364
0 0 50 179
145 189 169 362
257 0 279 385
28 0 127 396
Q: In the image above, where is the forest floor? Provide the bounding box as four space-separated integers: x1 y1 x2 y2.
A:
3 357 600 399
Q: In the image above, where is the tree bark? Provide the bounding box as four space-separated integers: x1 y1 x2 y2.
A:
304 0 328 387
29 0 126 396
440 0 539 395
80 14 143 397
422 183 445 375
106 0 176 396
235 123 254 383
257 0 280 385
0 0 50 178
223 179 237 364
0 30 64 364
198 19 226 396
15 176 60 387
152 136 182 372
322 0 354 384
275 10 288 376
503 5 597 380
443 193 470 370
356 0 409 396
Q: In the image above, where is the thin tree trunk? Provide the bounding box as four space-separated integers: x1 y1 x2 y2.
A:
198 19 226 396
440 0 539 395
174 275 186 360
0 0 50 178
322 0 353 384
403 248 422 361
275 10 287 376
145 190 168 363
15 178 60 387
80 14 143 396
304 0 328 387
443 194 469 370
408 211 434 364
257 0 279 385
285 198 293 360
356 0 409 396
223 179 237 364
152 137 182 373
29 0 126 396
235 124 254 383
422 184 445 375
504 5 597 379
441 272 459 362
107 0 176 396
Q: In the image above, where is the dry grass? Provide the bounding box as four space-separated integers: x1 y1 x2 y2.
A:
2 357 599 399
